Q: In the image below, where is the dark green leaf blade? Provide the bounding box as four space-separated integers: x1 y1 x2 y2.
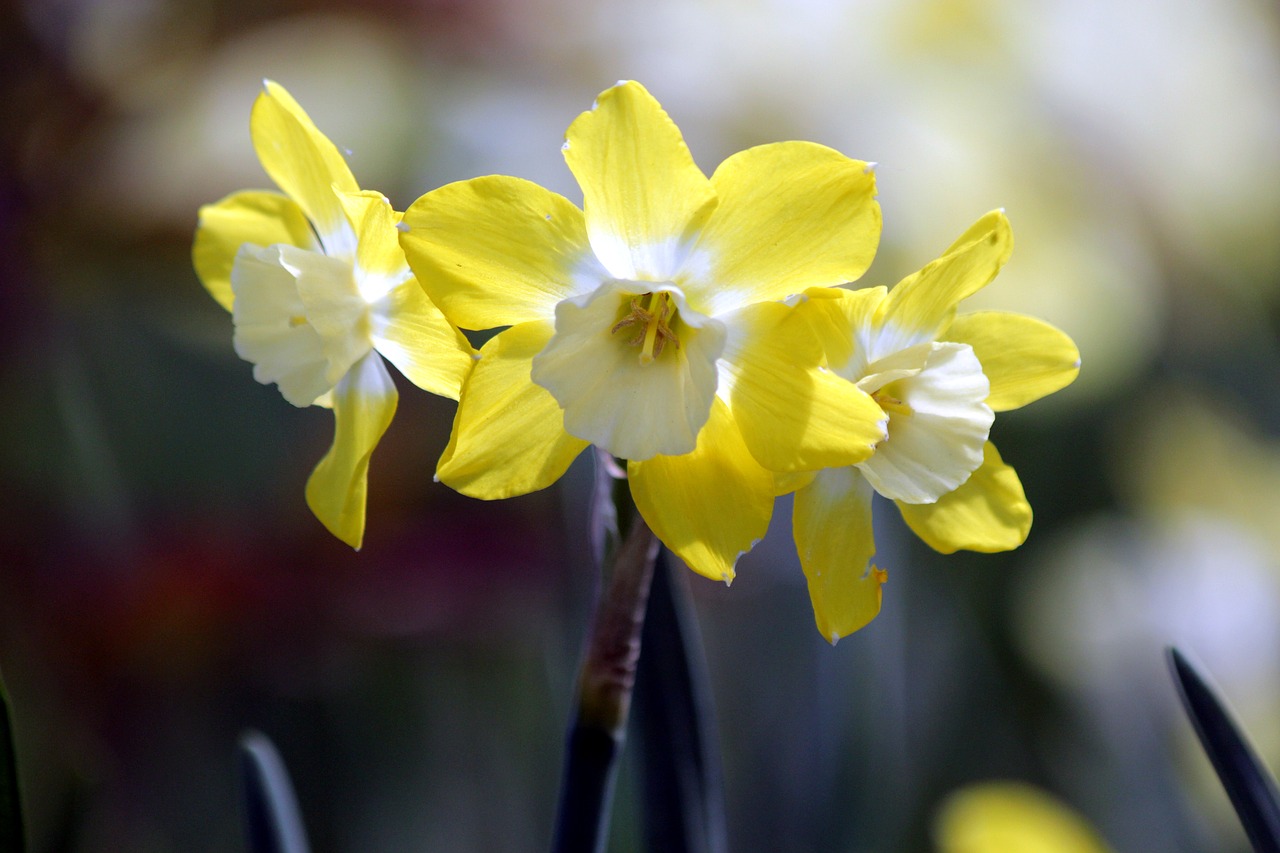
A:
633 551 727 853
1168 647 1280 853
1 669 25 853
239 731 311 853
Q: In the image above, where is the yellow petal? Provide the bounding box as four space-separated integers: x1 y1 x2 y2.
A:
627 398 775 583
334 189 476 399
531 281 725 460
791 285 888 379
194 191 318 312
436 321 589 499
945 311 1080 412
399 176 604 329
251 80 359 255
370 279 474 401
897 442 1031 554
722 301 886 472
563 81 717 281
935 782 1115 853
305 351 398 550
873 210 1013 356
774 470 817 496
693 143 881 316
793 467 885 643
231 244 333 407
337 190 410 294
857 342 993 504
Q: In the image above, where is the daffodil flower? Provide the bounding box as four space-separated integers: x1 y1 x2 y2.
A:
398 80 888 582
790 210 1080 641
935 781 1115 853
192 81 474 548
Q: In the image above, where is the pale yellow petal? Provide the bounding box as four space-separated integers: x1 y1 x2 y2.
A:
721 301 886 472
857 343 993 504
628 399 774 583
399 176 605 329
305 352 398 549
531 281 724 460
193 190 318 311
945 311 1080 412
563 80 717 281
897 442 1031 554
251 80 359 255
436 321 589 499
793 467 886 643
872 210 1013 357
692 143 880 316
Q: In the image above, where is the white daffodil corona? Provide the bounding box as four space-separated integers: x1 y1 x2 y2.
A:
193 81 473 548
399 80 889 582
791 210 1081 642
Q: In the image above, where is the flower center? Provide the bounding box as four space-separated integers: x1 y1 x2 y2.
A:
610 291 681 365
872 388 913 417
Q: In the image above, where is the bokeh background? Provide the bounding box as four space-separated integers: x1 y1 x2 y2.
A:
3 0 1280 850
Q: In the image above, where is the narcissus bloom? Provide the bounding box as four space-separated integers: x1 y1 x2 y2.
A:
934 781 1115 853
790 210 1080 642
398 80 888 582
193 81 473 548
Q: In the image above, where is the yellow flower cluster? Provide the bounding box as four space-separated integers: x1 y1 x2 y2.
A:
193 80 1078 640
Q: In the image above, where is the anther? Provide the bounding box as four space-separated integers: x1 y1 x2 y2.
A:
872 390 912 417
610 292 680 365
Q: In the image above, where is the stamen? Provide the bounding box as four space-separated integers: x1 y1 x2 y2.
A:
610 292 681 365
872 390 912 417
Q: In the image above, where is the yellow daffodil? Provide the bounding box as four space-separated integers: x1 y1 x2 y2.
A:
934 781 1115 853
192 81 473 548
791 210 1080 641
398 80 888 582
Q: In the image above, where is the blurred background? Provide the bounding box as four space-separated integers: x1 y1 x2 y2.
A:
3 0 1280 850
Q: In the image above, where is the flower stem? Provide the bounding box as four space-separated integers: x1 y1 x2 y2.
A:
551 457 659 853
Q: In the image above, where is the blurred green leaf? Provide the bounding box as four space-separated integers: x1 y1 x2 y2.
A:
1169 647 1280 853
1 670 25 853
239 731 311 853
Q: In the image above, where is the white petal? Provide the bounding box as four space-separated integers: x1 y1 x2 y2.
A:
863 317 938 365
231 244 331 407
531 279 726 460
283 245 373 387
854 341 932 394
857 342 993 503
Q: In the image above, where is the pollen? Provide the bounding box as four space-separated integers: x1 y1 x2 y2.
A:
610 292 680 364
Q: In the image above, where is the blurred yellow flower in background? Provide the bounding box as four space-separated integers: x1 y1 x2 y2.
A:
934 781 1115 853
398 80 888 582
791 210 1079 641
192 81 474 548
